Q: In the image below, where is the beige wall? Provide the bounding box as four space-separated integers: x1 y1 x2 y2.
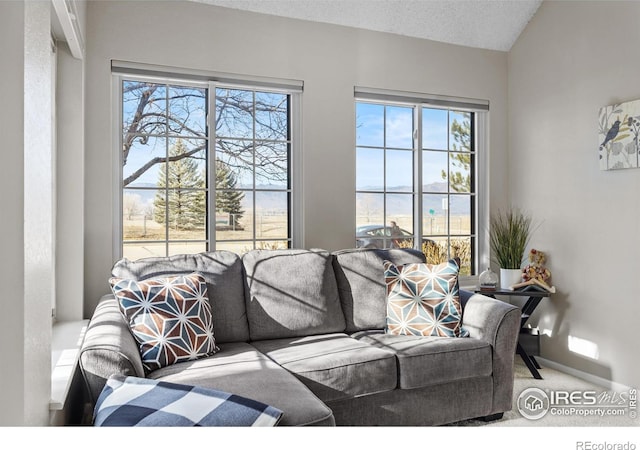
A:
0 0 26 427
0 0 58 426
84 1 509 314
24 0 56 425
509 1 640 388
56 42 85 322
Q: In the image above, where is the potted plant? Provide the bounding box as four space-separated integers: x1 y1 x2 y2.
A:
489 208 534 290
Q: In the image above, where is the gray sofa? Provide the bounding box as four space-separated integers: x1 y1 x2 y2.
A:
79 247 520 426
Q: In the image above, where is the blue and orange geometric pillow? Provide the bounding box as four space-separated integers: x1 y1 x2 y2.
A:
109 272 219 372
383 259 469 338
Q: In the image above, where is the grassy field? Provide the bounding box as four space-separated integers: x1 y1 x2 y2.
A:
122 210 289 260
123 211 472 270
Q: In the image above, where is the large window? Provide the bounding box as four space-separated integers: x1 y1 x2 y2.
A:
118 75 295 260
355 103 415 250
356 93 485 276
214 88 291 253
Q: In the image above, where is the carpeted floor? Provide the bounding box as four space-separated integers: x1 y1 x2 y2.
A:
451 358 639 427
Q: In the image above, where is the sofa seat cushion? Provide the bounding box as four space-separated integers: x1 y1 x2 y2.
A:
242 249 346 340
251 333 397 403
148 342 334 426
352 330 492 389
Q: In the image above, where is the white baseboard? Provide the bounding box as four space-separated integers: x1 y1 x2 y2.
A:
536 356 636 392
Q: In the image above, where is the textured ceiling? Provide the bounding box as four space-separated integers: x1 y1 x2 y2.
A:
193 0 543 51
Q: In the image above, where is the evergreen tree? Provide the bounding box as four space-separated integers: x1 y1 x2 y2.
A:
215 159 245 229
154 139 206 230
441 115 471 193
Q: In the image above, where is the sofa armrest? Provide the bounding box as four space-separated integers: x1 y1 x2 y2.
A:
79 295 145 407
460 290 520 414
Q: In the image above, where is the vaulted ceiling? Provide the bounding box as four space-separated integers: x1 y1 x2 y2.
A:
193 0 543 51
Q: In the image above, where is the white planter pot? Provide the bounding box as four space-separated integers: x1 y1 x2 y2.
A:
500 268 522 290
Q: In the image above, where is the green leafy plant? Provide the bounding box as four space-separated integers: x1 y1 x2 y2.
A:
489 209 534 269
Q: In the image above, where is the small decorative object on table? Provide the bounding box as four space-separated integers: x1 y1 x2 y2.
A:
478 267 498 292
489 208 534 290
513 248 556 294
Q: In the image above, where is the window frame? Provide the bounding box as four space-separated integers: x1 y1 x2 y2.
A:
118 75 210 258
209 82 299 252
355 100 418 249
354 89 490 284
112 71 303 260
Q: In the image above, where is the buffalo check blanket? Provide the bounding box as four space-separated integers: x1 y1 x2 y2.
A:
94 375 283 426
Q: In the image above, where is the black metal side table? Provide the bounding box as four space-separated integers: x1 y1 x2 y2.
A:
475 288 550 379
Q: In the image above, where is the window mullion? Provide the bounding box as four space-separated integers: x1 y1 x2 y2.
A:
415 106 422 252
164 83 170 257
446 111 451 260
208 81 216 250
252 91 257 249
382 106 388 248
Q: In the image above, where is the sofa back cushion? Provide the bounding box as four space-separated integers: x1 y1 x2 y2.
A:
111 251 249 344
332 248 426 332
242 249 346 341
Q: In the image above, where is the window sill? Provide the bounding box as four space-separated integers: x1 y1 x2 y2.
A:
50 320 88 411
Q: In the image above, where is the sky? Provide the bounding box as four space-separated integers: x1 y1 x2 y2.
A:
355 102 470 190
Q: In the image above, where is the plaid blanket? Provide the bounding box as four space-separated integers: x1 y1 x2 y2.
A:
94 375 283 426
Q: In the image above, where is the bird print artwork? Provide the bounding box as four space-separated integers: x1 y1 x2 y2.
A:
599 119 620 150
598 100 640 170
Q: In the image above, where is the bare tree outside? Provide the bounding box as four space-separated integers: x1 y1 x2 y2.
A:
121 80 291 259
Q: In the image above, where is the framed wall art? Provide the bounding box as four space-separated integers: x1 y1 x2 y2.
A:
598 99 640 170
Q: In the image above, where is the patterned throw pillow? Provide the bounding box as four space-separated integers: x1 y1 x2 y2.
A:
383 259 469 338
109 273 219 372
